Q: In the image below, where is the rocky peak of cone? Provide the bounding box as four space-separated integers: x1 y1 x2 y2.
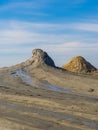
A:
24 49 55 68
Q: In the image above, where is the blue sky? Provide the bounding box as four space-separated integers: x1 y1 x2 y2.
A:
0 0 98 68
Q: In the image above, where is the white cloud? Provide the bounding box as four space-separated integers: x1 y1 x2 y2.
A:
11 21 98 33
0 20 98 67
0 41 98 68
40 42 98 54
0 0 86 12
0 20 71 45
0 1 43 11
72 23 98 32
0 29 68 45
0 20 69 31
0 41 98 54
1 20 98 47
0 1 49 17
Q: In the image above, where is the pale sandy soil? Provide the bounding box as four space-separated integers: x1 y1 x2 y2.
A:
0 65 98 130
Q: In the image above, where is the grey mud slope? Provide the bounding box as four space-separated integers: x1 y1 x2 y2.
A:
0 49 98 130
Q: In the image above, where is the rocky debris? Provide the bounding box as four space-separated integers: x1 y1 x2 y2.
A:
21 49 55 68
62 56 97 73
88 88 94 92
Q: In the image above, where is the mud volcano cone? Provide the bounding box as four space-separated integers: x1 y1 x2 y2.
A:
23 49 55 68
62 56 97 73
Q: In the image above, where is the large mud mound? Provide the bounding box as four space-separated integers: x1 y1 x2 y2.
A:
62 56 97 73
21 49 55 68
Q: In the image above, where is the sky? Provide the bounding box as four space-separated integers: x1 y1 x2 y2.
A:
0 0 98 68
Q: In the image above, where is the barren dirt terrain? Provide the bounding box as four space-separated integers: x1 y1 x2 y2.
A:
0 49 98 130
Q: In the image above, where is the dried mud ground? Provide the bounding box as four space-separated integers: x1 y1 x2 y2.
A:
0 67 98 130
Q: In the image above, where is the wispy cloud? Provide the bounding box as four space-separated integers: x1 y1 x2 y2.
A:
0 20 70 31
0 1 48 17
0 29 68 45
0 0 87 17
0 20 70 45
0 0 98 68
9 20 98 33
0 1 42 11
0 41 98 67
0 20 98 46
43 42 98 52
0 41 98 54
0 20 98 67
73 23 98 32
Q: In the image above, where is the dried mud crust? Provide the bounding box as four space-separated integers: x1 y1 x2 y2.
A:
0 49 98 130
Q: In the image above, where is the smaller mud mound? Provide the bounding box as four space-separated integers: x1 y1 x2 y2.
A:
62 56 97 73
